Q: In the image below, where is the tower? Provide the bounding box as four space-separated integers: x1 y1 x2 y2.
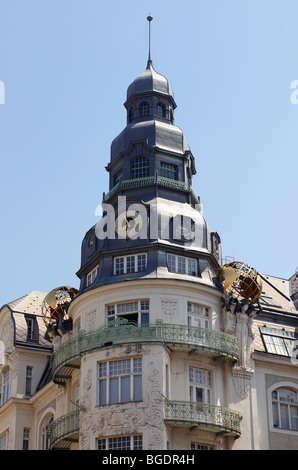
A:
47 17 245 450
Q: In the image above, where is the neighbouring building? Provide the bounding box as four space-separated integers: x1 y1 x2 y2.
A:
0 20 297 450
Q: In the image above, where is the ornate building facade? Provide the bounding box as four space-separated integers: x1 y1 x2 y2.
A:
0 22 298 450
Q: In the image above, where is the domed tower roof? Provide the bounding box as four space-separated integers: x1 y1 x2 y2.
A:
126 59 175 103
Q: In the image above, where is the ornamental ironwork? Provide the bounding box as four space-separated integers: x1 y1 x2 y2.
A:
164 400 242 437
51 320 238 385
48 410 80 449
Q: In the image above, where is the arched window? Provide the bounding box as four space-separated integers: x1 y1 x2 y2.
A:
157 102 165 117
131 157 149 179
40 413 54 450
139 102 149 117
272 387 298 431
128 107 134 123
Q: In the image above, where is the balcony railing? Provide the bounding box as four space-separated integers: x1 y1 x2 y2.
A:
103 176 200 204
164 400 242 437
51 320 238 385
48 410 80 450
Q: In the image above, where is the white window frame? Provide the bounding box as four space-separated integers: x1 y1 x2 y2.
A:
189 367 212 405
97 434 143 450
187 302 210 329
107 300 149 326
167 254 197 276
87 265 99 287
1 369 10 406
260 326 295 357
114 253 147 275
272 387 298 432
97 358 142 406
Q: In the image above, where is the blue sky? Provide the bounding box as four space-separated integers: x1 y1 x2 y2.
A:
0 0 297 306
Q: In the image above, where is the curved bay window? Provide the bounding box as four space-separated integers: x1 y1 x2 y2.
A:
131 157 149 179
272 387 298 431
139 102 149 117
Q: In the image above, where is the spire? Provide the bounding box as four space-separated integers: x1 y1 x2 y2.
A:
147 15 153 69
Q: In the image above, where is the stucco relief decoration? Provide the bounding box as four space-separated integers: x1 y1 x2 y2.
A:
80 369 96 450
161 299 177 319
86 308 96 331
1 317 14 351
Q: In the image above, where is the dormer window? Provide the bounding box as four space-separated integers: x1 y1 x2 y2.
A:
131 157 149 179
139 102 149 117
157 102 165 117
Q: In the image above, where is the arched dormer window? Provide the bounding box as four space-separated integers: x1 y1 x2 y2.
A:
128 107 134 123
131 157 149 179
139 102 150 118
157 102 165 117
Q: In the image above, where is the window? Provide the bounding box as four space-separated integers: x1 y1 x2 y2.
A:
87 265 99 287
40 414 53 450
23 428 30 450
191 443 214 450
131 157 149 179
157 102 165 117
189 367 211 404
0 432 8 450
1 369 10 405
139 102 149 117
114 169 122 185
167 254 197 276
272 388 298 431
160 162 178 180
187 302 210 328
107 300 149 326
25 316 38 343
25 366 33 396
260 327 295 357
114 253 147 275
98 358 142 406
97 435 142 450
128 107 134 123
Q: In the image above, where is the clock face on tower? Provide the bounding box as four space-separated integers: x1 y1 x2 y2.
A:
115 210 143 238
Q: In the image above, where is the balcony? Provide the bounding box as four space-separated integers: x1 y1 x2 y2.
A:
102 176 200 205
51 320 239 385
48 410 80 450
164 400 242 438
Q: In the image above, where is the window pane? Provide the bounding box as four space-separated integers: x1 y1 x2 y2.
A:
126 256 135 273
167 254 176 272
121 376 130 402
109 377 119 404
133 375 142 401
196 387 203 403
160 162 178 180
280 404 290 429
99 379 107 406
133 435 143 450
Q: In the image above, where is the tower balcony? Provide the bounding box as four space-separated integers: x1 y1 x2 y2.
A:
51 320 238 385
48 410 80 450
102 176 200 205
164 400 242 438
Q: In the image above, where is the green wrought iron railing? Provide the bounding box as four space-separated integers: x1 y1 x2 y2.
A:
51 320 238 385
48 410 80 449
102 176 200 204
164 400 242 437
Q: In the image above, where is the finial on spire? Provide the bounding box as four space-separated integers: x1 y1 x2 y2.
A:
147 15 153 68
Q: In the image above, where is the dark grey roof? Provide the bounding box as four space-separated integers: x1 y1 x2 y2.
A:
126 60 174 102
111 120 190 161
